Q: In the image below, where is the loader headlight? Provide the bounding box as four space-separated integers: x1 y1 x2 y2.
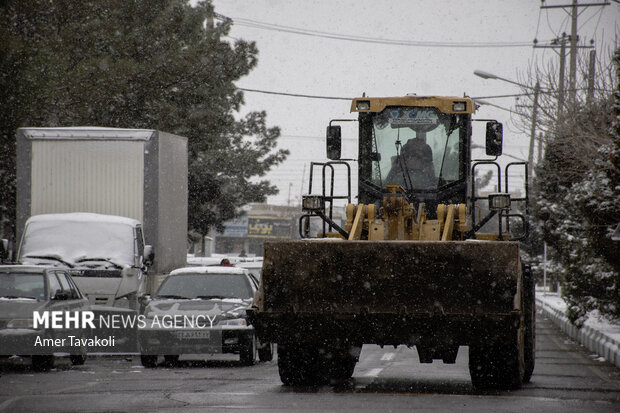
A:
489 193 511 210
356 100 371 111
452 101 467 112
302 195 325 212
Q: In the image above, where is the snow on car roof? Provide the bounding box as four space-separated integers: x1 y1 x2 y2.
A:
26 212 141 227
170 266 249 276
0 265 53 273
19 127 155 141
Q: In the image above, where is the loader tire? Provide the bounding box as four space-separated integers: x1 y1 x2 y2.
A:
278 345 326 386
469 324 524 390
326 356 356 382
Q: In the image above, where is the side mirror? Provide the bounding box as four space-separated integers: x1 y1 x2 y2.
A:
0 239 8 261
143 245 155 267
139 294 152 310
326 125 341 160
485 121 503 156
53 290 70 301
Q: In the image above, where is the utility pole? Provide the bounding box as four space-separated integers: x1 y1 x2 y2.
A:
586 49 597 105
569 0 579 107
528 82 540 182
537 132 544 166
539 1 609 108
558 37 567 119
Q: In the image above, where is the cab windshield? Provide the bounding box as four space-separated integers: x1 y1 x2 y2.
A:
369 106 465 191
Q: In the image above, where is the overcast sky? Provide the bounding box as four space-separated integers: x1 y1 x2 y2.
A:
211 0 619 206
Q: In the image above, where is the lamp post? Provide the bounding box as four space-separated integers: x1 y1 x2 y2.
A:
474 70 540 182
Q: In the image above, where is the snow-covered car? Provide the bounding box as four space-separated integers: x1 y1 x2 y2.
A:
0 265 89 371
186 255 264 281
138 266 273 367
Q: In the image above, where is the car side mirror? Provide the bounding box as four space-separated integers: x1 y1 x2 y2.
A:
485 121 503 156
144 245 155 267
0 239 8 261
139 294 151 309
53 290 70 301
326 125 342 160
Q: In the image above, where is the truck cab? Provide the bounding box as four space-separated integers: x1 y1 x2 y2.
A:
17 212 154 309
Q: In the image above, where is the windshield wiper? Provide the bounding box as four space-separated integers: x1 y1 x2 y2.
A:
22 255 74 268
196 295 227 300
74 257 123 269
155 294 189 299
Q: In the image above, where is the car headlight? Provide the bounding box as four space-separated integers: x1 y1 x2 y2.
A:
218 318 247 326
7 319 34 329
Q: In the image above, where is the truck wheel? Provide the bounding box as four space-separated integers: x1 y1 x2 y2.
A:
32 355 54 372
141 355 158 368
278 345 326 386
523 264 536 383
240 335 257 366
258 342 274 362
469 325 524 390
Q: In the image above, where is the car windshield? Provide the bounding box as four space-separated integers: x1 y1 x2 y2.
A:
0 273 45 300
19 219 135 266
370 106 464 191
156 273 253 300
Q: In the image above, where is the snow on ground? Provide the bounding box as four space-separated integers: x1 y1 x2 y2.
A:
536 287 620 344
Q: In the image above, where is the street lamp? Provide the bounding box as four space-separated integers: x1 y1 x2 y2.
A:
474 69 540 182
475 99 513 113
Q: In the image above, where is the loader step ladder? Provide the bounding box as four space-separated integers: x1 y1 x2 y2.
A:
300 161 352 238
470 160 529 241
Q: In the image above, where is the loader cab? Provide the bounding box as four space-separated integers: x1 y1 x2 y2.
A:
353 96 474 214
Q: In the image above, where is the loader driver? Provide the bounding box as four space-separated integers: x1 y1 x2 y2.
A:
386 135 436 189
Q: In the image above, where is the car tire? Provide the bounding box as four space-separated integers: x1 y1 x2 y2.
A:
32 355 54 372
240 335 257 366
141 355 158 368
164 355 179 367
70 354 87 365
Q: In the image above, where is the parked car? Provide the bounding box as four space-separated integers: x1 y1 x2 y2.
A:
138 266 274 367
0 265 90 371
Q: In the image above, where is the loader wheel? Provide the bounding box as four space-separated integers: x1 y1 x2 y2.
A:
326 356 356 382
278 344 326 386
469 324 524 390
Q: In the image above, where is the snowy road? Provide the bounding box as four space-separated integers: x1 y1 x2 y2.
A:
0 312 619 412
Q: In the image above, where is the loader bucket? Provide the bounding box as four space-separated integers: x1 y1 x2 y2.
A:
257 240 522 316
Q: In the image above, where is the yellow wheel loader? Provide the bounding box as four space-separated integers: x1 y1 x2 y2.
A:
247 95 535 389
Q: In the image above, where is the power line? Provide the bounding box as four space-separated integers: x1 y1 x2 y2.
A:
238 87 351 101
216 13 551 49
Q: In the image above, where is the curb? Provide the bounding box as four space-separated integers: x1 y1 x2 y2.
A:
536 296 620 368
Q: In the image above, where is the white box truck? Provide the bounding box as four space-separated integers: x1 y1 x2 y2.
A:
15 127 188 307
